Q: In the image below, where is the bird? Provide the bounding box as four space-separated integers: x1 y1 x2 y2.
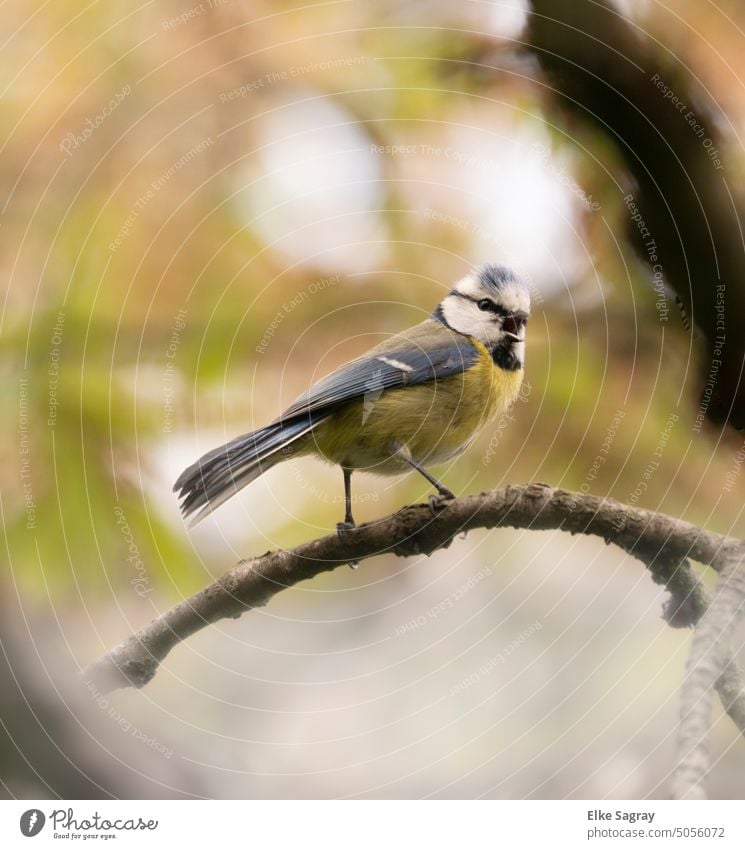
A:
174 263 530 532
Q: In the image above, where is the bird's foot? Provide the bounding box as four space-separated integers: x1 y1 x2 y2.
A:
337 519 359 569
336 519 356 538
428 490 455 514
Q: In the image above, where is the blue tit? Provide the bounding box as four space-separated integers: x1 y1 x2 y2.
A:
175 263 530 532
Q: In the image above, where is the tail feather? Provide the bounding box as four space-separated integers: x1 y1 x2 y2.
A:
174 415 323 525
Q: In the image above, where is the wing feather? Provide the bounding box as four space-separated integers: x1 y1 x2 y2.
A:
279 320 479 421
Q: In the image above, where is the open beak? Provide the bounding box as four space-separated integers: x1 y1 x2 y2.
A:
502 315 526 342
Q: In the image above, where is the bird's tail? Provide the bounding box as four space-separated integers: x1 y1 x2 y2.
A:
174 414 322 525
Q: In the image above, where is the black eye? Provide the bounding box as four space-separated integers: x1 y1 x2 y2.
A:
478 299 493 312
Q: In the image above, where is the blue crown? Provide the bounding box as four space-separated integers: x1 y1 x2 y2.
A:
476 264 525 294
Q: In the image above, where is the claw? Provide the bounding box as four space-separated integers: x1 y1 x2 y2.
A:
428 492 454 514
336 520 359 569
336 520 356 538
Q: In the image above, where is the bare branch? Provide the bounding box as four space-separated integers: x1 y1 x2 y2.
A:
672 552 745 798
83 482 745 797
85 482 742 689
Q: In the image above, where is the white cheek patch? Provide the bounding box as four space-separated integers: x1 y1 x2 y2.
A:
441 296 501 343
441 296 479 335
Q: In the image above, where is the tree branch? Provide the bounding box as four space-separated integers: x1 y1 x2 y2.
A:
672 551 745 798
85 482 742 689
526 0 745 429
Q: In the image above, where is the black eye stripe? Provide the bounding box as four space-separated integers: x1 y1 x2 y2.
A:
457 293 507 315
452 292 530 324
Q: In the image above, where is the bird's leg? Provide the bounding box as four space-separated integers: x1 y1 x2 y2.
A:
336 467 359 569
392 442 455 513
336 466 356 536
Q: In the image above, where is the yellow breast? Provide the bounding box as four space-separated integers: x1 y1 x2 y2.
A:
308 340 523 474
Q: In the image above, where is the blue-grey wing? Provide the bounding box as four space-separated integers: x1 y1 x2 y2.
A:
279 321 480 421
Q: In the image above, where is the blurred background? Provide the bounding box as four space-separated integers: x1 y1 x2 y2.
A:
2 0 745 799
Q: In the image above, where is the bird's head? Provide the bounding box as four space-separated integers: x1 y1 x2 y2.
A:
435 264 530 369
